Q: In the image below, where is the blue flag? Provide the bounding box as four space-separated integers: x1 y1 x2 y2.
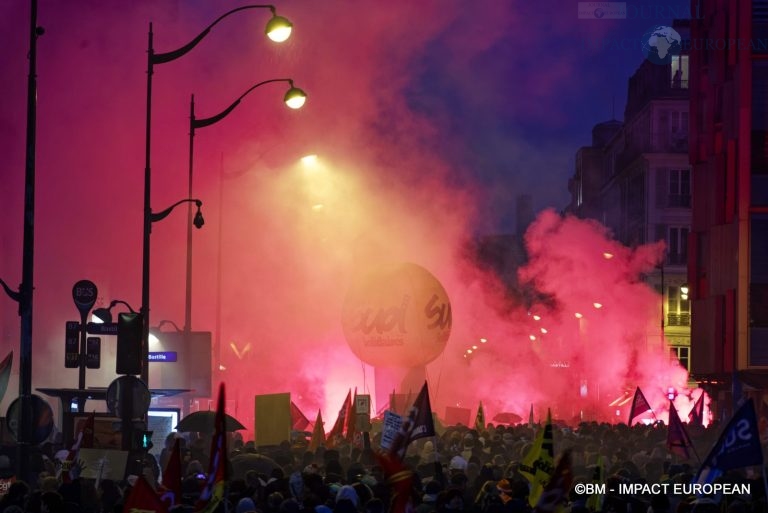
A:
694 398 763 484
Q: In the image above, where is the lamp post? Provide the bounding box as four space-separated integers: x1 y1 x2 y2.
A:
184 79 305 341
141 5 292 385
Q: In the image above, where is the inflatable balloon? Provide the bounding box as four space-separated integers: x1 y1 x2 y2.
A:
342 262 451 368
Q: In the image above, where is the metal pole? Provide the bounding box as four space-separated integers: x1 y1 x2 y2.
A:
18 0 41 483
215 154 224 385
185 95 195 335
140 24 154 385
660 263 665 346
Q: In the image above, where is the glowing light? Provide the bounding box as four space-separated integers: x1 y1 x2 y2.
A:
540 328 548 334
301 154 319 166
219 364 227 371
603 252 614 259
467 349 473 354
574 312 583 318
148 333 159 346
593 302 603 309
681 285 689 300
91 314 105 324
529 335 536 341
480 338 487 343
312 204 324 211
266 15 293 43
533 315 541 321
472 345 478 350
284 86 307 109
616 409 621 416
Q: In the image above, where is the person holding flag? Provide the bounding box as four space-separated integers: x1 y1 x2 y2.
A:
475 401 485 432
519 408 554 507
195 383 229 513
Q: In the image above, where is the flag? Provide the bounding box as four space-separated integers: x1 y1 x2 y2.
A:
326 389 351 447
290 401 311 432
533 450 573 513
375 451 415 513
309 410 325 452
519 408 554 507
688 391 705 426
159 438 182 509
694 398 764 485
628 387 654 426
528 403 535 428
59 410 95 483
387 381 436 460
0 351 13 405
584 455 605 512
346 388 358 442
196 383 228 513
124 474 169 513
475 401 485 431
667 400 694 459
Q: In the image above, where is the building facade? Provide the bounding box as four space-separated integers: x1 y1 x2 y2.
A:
688 0 768 417
568 21 692 371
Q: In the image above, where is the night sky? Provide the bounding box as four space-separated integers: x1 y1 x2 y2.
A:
0 1 700 431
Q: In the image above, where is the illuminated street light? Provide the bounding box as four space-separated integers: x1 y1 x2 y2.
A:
574 312 583 319
141 4 291 384
593 302 603 309
186 78 305 356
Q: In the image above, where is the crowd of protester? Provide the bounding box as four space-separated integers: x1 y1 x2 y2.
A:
0 418 763 512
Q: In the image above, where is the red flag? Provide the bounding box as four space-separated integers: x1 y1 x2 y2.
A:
375 451 416 513
628 387 654 426
533 450 573 513
667 400 694 459
688 391 705 426
159 438 182 509
196 383 227 513
345 388 358 442
124 474 169 513
0 352 13 405
290 401 311 431
327 389 351 447
475 401 485 431
309 410 325 452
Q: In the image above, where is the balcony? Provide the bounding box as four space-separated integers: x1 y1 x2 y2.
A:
667 194 691 208
667 313 691 326
616 132 689 170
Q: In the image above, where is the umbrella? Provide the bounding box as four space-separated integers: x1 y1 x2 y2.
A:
175 411 246 433
492 412 522 425
231 453 279 479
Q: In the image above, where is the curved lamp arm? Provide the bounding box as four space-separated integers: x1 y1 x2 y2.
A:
0 278 20 304
109 299 137 314
192 78 296 129
152 5 278 65
150 198 203 224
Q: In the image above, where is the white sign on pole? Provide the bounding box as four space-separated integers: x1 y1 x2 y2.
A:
355 394 371 414
380 410 403 450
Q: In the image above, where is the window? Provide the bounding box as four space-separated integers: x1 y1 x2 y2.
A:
667 227 689 264
670 346 690 371
670 111 689 135
671 55 689 88
667 285 691 324
669 168 691 207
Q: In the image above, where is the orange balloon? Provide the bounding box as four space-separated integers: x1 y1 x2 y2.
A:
342 262 452 367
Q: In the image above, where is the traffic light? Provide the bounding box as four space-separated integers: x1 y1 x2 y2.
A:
117 312 143 375
133 430 153 451
64 321 79 368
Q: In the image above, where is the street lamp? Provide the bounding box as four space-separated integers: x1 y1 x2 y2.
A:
92 299 137 324
141 5 292 384
184 79 306 343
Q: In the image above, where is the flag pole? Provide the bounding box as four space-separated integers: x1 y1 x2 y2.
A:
762 463 768 503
